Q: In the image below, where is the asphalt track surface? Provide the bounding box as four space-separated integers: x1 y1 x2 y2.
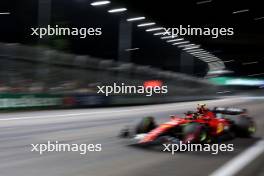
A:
0 97 263 176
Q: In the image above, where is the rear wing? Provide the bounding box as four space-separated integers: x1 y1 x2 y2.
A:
212 107 247 115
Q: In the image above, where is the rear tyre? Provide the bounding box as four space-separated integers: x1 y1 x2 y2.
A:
233 116 256 137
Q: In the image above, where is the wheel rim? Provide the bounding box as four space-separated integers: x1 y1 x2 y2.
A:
199 131 207 142
142 118 150 131
248 125 256 133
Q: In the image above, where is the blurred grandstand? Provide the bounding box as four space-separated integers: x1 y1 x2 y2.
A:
0 42 215 95
0 42 220 109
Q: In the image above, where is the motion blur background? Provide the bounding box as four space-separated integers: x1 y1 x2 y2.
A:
0 0 263 109
0 1 263 176
0 0 264 106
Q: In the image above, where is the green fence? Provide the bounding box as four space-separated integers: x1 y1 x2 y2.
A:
0 94 63 109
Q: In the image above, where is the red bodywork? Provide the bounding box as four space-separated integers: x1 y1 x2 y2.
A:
140 112 230 143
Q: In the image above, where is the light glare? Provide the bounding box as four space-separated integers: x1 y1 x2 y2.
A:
137 22 156 27
108 8 127 13
127 17 146 22
91 1 110 6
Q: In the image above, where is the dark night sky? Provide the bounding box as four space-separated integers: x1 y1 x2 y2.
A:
0 0 263 77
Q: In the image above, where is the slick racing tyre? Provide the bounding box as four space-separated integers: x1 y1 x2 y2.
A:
233 116 256 137
182 122 209 143
119 116 156 138
135 116 157 134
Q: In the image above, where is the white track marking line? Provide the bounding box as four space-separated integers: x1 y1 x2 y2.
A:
0 98 240 121
210 140 264 176
0 104 189 121
0 12 10 15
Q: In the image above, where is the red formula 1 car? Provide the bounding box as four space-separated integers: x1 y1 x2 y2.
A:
120 107 256 145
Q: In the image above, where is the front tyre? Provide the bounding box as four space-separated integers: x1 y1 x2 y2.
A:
182 123 209 143
119 116 157 138
135 116 157 134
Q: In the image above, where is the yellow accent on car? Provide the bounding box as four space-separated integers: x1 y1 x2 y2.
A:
217 123 224 134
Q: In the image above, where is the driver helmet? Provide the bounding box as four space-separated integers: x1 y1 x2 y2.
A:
197 103 208 113
170 115 176 120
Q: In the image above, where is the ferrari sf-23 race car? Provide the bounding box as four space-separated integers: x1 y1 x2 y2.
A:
119 106 256 145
